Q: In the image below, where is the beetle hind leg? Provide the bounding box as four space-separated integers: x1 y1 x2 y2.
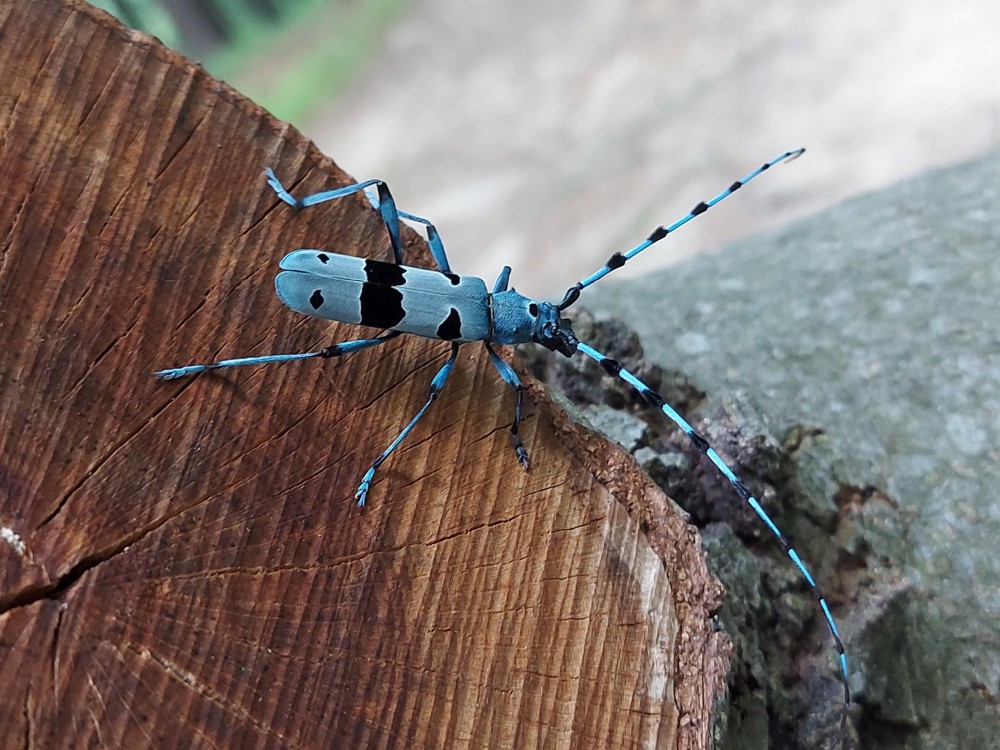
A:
265 169 455 273
154 331 402 380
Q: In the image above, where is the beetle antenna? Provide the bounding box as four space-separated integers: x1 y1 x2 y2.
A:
556 149 804 311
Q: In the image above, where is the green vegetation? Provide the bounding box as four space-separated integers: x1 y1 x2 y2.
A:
90 0 409 128
89 0 183 49
215 0 408 125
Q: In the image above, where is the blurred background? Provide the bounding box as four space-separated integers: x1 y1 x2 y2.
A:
93 0 1000 299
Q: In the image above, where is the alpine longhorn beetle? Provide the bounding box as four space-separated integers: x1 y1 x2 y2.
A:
155 149 850 725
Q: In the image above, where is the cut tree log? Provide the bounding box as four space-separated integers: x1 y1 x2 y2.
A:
0 1 727 747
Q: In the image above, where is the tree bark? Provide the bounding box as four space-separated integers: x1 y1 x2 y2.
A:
0 1 727 747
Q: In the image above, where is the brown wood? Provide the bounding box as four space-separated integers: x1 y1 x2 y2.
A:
0 1 727 747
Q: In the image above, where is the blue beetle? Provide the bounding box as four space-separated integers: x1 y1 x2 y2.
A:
155 150 850 726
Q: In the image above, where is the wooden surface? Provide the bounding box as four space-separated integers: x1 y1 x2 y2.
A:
0 1 727 747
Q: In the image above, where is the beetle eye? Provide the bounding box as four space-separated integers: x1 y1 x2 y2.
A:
528 303 539 317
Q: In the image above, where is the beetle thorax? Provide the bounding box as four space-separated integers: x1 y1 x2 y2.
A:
490 290 577 356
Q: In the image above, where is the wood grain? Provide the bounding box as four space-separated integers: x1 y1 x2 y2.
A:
0 2 727 747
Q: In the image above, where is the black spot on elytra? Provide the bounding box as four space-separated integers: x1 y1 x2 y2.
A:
444 272 461 285
317 253 330 263
436 308 463 340
360 285 405 328
309 290 324 309
364 259 406 286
